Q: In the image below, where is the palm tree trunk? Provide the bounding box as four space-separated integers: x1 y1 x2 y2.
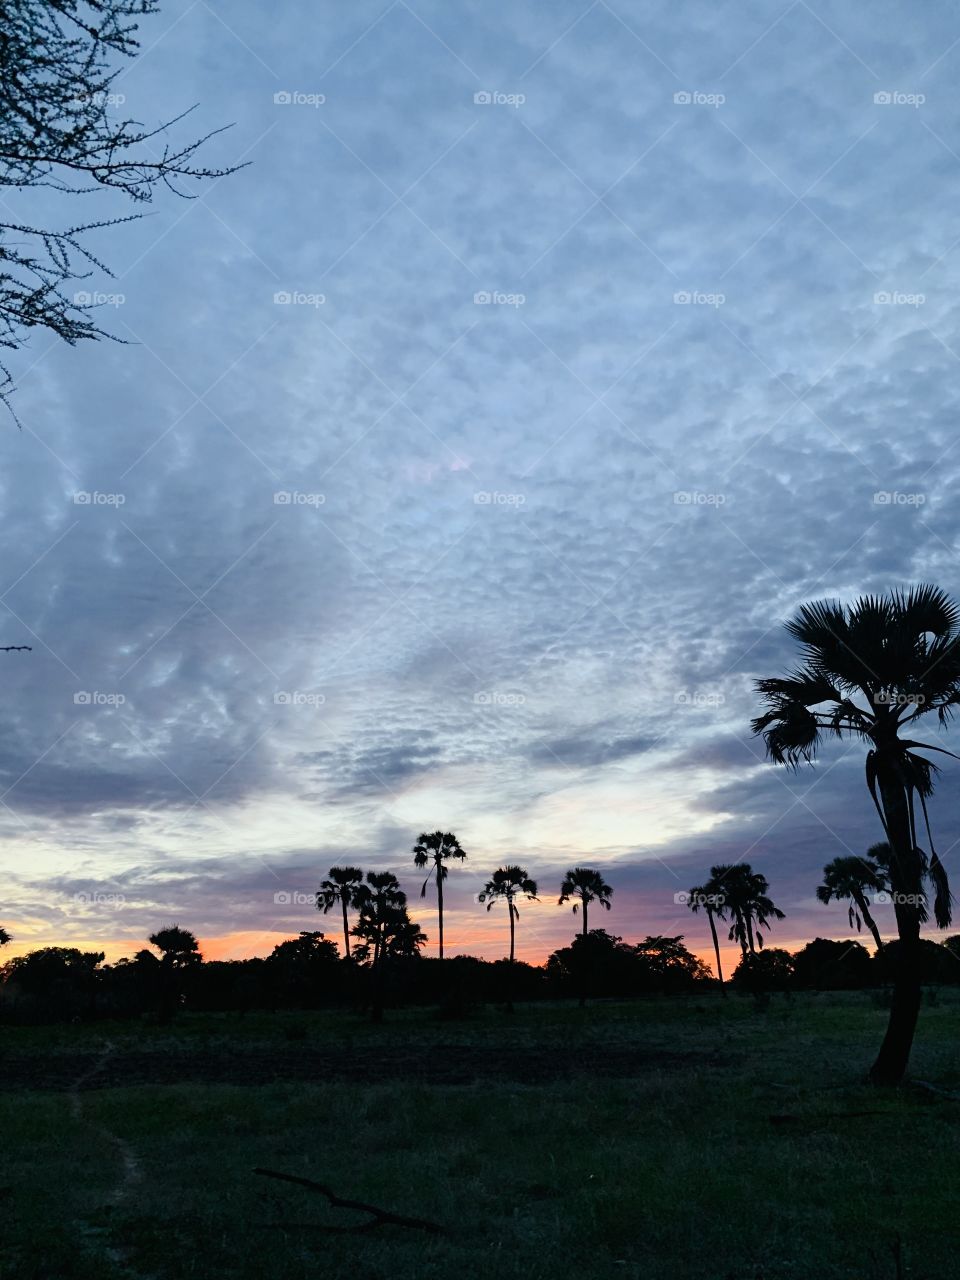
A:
742 916 757 957
853 889 884 955
509 902 515 964
870 762 922 1085
437 863 444 961
707 907 726 996
341 897 351 960
582 895 588 939
745 913 756 956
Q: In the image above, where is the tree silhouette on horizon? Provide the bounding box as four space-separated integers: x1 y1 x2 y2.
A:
316 866 365 960
558 867 613 938
148 925 201 1023
754 585 958 1084
816 848 889 953
686 878 727 995
412 831 466 959
709 863 784 958
479 865 538 1012
351 871 426 1021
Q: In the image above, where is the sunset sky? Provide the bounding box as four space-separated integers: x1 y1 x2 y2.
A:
5 0 960 973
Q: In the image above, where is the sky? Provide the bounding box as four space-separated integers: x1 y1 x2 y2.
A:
4 0 960 973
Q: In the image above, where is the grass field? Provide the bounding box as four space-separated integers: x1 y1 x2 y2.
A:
2 991 959 1279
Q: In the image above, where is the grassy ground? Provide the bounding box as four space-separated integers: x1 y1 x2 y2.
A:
2 991 959 1279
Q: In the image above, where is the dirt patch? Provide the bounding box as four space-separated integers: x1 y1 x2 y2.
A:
0 1043 734 1091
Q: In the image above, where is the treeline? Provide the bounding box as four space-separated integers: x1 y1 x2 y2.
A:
4 926 960 1025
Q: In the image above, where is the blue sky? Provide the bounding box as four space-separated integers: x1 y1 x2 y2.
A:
4 0 960 966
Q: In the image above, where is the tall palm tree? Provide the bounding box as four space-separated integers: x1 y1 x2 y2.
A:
316 866 365 960
709 863 784 957
753 585 959 1084
558 867 613 938
816 848 889 953
412 831 466 960
686 880 727 995
479 865 538 1013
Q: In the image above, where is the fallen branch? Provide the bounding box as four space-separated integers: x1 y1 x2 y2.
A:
252 1168 442 1234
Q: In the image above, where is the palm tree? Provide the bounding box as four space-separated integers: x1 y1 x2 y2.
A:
686 880 727 996
0 927 9 948
709 864 784 957
412 831 466 959
316 866 365 959
558 867 613 938
148 925 201 1023
753 585 959 1084
816 848 889 953
351 871 425 1021
479 865 538 955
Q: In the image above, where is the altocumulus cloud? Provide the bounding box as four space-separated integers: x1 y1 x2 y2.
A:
3 0 960 961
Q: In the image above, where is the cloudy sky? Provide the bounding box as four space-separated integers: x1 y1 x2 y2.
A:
4 0 960 970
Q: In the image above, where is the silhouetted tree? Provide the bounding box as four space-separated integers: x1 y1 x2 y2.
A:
733 947 794 991
413 831 466 960
0 0 241 415
816 848 888 952
754 585 959 1083
479 866 538 1012
793 938 873 990
874 938 955 987
316 867 364 960
269 931 339 1007
1 946 103 1019
546 929 644 998
558 867 613 938
710 863 784 957
148 925 201 1022
0 927 9 948
633 935 710 991
686 879 727 995
351 872 426 1021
